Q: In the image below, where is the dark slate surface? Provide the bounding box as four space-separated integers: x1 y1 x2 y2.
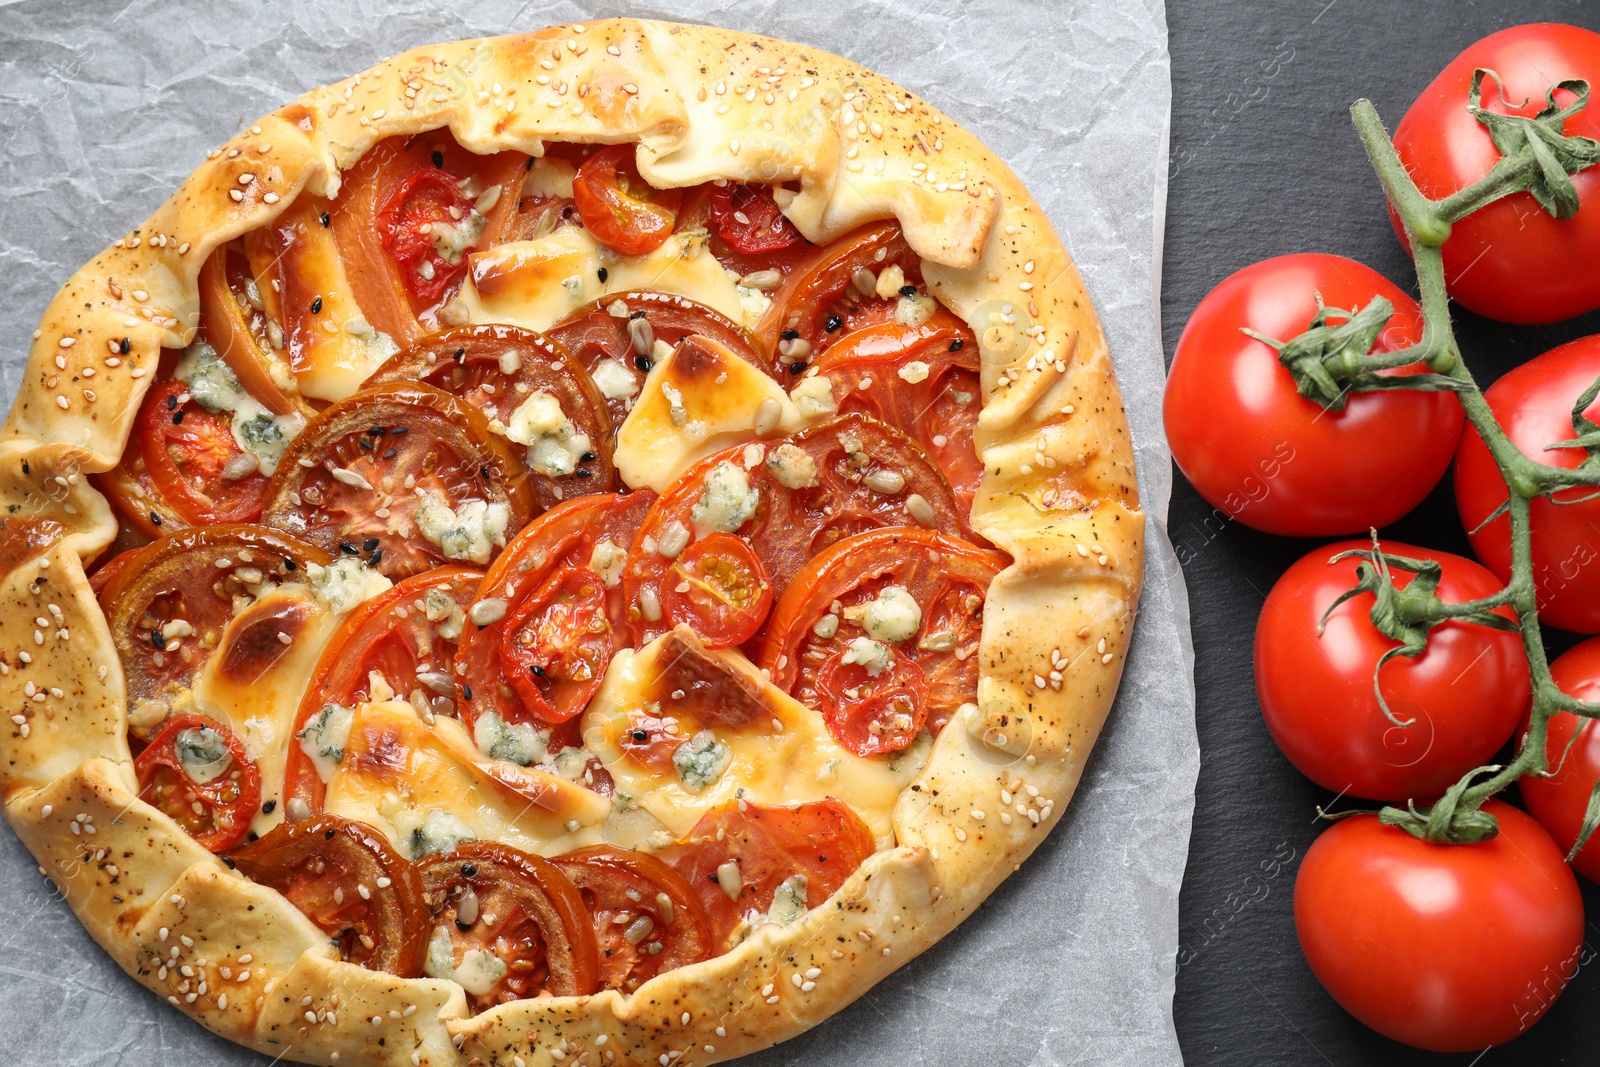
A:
1165 1 1600 1064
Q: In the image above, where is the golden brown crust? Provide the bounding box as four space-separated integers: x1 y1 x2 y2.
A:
0 19 1143 1066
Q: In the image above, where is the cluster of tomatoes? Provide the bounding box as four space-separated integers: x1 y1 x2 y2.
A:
80 128 1005 1004
1166 23 1600 1055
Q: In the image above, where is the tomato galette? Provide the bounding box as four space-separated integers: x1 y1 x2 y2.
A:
0 20 1142 1067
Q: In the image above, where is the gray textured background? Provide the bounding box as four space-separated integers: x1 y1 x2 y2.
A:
0 2 1192 1064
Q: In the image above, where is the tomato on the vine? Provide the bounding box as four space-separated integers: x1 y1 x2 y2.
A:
1519 637 1600 882
1255 540 1528 800
1455 334 1600 633
1296 801 1583 1052
1392 24 1600 324
1165 254 1462 536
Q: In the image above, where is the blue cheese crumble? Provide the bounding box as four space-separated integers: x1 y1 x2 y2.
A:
415 493 510 564
690 461 760 533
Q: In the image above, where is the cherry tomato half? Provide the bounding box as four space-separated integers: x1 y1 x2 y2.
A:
1296 801 1584 1052
1392 24 1600 324
1165 254 1462 536
1255 540 1528 800
660 532 773 648
136 713 261 852
1455 334 1600 633
572 145 683 257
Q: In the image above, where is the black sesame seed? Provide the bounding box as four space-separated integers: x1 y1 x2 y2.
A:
367 427 387 436
391 426 407 435
247 831 259 842
262 800 277 813
359 437 374 451
325 828 336 840
825 314 843 332
319 211 331 227
632 730 649 742
150 511 162 526
222 856 236 869
630 310 647 320
432 150 445 168
899 284 918 297
283 558 296 571
708 872 720 884
383 448 398 459
368 549 383 567
780 328 800 341
20 461 28 474
530 664 545 676
949 339 964 352
597 267 608 283
363 538 379 552
339 543 358 555
480 466 492 479
310 297 323 314
575 468 592 478
166 394 177 410
634 355 653 372
788 361 808 374
119 337 131 354
461 863 477 878
462 684 473 700
581 452 596 463
172 410 185 424
151 629 166 649
453 347 466 362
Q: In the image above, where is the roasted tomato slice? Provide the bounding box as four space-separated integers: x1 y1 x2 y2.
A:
88 544 143 600
284 566 481 815
330 133 529 344
625 412 963 645
707 182 807 256
101 525 329 723
659 532 773 648
753 222 924 372
760 527 1007 748
551 844 714 992
138 380 273 524
261 381 533 579
136 713 261 852
365 324 616 510
417 841 601 1008
197 243 307 417
546 289 768 429
458 490 653 728
230 813 429 976
659 800 876 952
808 311 983 512
571 145 682 257
99 447 184 538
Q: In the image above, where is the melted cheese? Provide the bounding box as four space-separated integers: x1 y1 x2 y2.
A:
584 635 928 846
461 226 755 332
187 585 341 838
322 701 610 858
249 194 399 402
614 336 807 492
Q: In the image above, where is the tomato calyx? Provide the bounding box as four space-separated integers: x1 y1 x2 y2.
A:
1370 770 1505 846
1319 538 1519 730
1466 69 1600 222
1242 294 1443 411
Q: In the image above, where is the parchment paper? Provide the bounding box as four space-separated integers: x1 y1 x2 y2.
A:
0 1 1194 1064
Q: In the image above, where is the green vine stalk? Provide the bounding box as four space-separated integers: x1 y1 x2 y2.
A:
1263 73 1600 847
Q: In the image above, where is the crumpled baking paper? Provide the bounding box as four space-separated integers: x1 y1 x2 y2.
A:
0 0 1193 1063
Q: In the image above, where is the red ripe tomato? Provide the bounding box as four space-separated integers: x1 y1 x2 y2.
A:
138 380 272 525
1296 801 1584 1052
1255 540 1528 801
571 145 682 256
1455 334 1600 633
378 169 476 306
1165 254 1462 536
1392 24 1600 324
1519 637 1600 882
707 183 806 256
658 532 773 648
136 713 261 852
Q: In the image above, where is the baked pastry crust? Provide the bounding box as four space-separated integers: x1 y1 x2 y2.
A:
0 19 1143 1066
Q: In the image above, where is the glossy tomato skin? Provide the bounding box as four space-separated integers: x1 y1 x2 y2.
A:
1520 637 1600 882
1392 24 1600 324
1166 254 1461 536
1256 540 1528 800
1296 801 1583 1052
1455 335 1600 633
